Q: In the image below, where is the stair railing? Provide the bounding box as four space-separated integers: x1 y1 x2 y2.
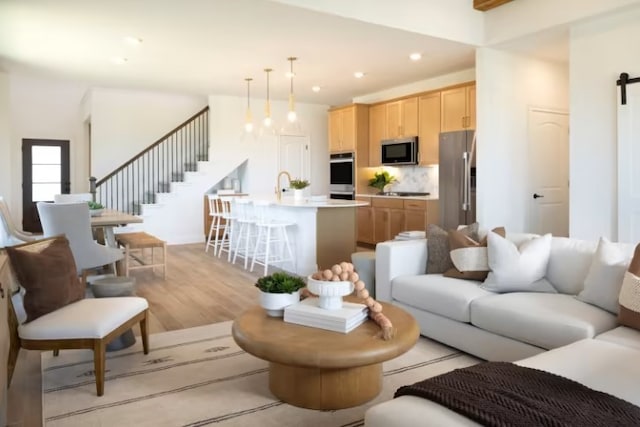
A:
91 106 209 214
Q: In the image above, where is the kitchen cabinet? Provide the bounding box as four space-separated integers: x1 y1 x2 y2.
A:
372 198 404 243
328 104 369 156
386 97 418 139
357 197 440 245
418 91 441 165
368 103 386 167
356 197 374 245
440 84 476 132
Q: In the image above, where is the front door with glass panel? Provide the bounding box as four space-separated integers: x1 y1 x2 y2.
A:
22 139 70 232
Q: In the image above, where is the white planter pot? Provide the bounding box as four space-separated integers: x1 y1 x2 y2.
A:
293 189 304 201
259 290 301 317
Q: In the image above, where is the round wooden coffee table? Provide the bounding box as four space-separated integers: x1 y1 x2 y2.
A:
232 301 419 410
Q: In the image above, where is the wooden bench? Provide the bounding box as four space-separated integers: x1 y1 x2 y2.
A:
116 232 167 278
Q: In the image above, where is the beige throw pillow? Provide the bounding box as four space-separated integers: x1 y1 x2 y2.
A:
619 244 640 329
444 227 506 281
426 223 479 274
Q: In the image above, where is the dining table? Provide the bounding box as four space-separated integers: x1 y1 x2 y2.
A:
90 209 143 247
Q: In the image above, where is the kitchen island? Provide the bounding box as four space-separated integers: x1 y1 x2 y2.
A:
258 198 368 276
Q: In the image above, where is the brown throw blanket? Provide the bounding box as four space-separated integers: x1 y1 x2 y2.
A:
395 362 640 427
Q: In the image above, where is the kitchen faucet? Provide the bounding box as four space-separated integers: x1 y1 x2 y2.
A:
276 171 292 201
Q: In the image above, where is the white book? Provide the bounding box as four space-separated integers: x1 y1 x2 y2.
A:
284 298 368 326
285 311 368 330
284 311 368 333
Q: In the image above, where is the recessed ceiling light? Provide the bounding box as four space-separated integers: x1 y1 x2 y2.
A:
409 53 422 61
285 71 296 78
111 57 128 65
124 36 143 46
354 72 365 79
311 86 321 92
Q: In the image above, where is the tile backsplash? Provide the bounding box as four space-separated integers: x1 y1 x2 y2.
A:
384 165 439 195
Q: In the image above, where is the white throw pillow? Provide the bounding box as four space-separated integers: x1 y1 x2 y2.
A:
481 232 555 293
577 237 633 314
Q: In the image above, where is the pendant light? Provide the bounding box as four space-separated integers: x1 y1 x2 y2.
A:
244 77 253 133
287 57 297 123
263 68 273 128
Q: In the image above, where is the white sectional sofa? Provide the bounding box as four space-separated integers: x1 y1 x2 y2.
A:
365 234 640 426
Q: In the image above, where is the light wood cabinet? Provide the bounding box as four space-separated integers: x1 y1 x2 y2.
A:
368 104 386 167
386 97 418 139
418 92 441 165
441 84 476 132
357 198 440 245
0 254 11 425
356 197 374 244
328 104 368 156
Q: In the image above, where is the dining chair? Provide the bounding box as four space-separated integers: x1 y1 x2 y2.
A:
36 202 124 279
0 196 39 247
53 193 93 203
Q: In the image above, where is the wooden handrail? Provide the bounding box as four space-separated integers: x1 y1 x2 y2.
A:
96 106 209 186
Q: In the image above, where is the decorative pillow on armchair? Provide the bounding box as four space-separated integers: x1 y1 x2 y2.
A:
444 227 506 281
619 244 640 329
426 223 479 274
481 231 556 293
7 236 84 322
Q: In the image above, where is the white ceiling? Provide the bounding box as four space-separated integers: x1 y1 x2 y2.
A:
0 0 479 106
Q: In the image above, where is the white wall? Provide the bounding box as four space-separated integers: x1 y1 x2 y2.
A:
476 48 569 232
484 0 640 45
90 88 207 179
569 6 640 240
0 72 10 209
8 75 88 221
208 95 329 198
273 0 484 46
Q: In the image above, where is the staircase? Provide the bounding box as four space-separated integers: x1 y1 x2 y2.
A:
93 106 247 245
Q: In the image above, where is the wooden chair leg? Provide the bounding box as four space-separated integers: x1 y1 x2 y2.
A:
140 310 149 355
93 339 106 396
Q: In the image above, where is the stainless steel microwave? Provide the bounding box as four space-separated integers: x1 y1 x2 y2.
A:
381 137 418 165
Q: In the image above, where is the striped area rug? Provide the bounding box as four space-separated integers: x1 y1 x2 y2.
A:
42 321 478 427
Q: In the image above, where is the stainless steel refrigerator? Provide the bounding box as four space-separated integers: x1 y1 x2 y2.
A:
439 130 476 230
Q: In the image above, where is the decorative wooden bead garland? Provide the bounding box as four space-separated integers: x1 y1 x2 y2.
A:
308 261 396 340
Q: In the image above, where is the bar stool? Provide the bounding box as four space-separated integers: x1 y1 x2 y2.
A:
250 200 295 276
205 194 225 254
231 198 257 269
217 196 237 260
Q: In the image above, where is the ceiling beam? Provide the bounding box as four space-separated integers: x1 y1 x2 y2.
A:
473 0 514 11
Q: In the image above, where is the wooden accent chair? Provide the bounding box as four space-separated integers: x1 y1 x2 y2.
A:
10 292 149 396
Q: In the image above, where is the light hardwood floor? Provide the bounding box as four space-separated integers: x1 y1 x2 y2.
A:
7 243 263 427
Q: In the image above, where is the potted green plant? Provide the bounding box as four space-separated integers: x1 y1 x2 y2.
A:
289 178 310 201
368 171 396 194
87 201 105 217
255 272 306 317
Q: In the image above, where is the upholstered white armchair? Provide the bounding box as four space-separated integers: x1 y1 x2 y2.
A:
0 196 38 247
36 202 123 276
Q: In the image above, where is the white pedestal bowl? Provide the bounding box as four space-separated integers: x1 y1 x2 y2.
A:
306 277 354 310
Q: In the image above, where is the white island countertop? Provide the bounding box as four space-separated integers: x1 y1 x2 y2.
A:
356 193 439 201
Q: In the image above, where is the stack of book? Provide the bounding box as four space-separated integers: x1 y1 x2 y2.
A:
395 230 426 240
284 298 369 333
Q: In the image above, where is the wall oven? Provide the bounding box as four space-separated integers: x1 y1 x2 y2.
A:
329 152 354 200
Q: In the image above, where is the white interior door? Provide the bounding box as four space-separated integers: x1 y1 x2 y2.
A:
618 83 640 243
278 135 310 192
528 108 570 236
